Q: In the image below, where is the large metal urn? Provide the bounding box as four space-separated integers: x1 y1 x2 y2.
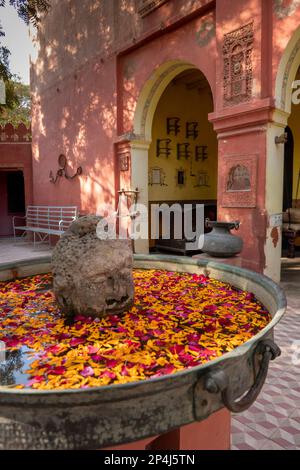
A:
202 220 243 257
0 254 285 449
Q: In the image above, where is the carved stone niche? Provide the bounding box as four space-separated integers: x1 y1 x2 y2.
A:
223 22 254 106
137 0 168 17
227 165 251 191
220 155 258 208
117 142 131 172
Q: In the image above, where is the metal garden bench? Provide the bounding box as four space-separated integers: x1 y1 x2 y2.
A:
13 206 78 247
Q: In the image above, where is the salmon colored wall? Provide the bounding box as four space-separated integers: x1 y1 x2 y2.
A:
148 75 217 202
31 54 117 214
0 142 32 236
31 1 216 214
120 10 217 137
31 0 300 278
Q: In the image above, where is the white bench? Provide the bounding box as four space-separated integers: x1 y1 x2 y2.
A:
13 206 78 247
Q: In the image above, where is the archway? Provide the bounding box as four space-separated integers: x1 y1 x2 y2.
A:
283 126 294 212
270 27 300 276
131 61 216 254
275 25 300 115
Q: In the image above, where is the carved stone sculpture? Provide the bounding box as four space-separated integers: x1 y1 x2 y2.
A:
52 215 134 319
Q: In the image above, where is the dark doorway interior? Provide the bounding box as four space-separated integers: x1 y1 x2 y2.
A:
7 171 25 213
0 170 25 237
283 126 294 211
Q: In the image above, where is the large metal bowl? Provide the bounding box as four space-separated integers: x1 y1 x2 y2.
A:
0 254 286 449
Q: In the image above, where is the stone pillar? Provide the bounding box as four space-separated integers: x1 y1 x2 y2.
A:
209 105 288 282
264 110 289 281
130 140 150 254
210 101 272 275
210 0 284 281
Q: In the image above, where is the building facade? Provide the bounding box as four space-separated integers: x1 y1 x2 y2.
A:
0 124 32 237
31 0 300 281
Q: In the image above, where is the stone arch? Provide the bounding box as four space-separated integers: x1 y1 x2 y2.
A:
130 59 215 254
275 24 300 114
133 60 214 141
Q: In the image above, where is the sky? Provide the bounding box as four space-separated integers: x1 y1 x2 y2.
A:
1 4 33 84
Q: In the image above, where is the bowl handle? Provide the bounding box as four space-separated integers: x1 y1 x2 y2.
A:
204 339 281 413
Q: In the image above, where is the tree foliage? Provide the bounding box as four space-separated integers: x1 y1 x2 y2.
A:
0 0 50 118
0 81 30 126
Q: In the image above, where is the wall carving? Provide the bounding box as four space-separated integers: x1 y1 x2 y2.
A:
223 22 254 106
274 0 300 19
226 165 251 191
220 155 257 208
117 142 131 172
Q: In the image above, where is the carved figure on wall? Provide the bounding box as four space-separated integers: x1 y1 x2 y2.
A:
223 22 254 106
227 164 251 191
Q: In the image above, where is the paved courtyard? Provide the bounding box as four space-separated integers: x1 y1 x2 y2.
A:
232 257 300 450
0 239 299 449
0 238 52 264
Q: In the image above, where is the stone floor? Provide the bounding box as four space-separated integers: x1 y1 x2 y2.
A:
0 239 299 449
232 256 300 450
0 237 52 264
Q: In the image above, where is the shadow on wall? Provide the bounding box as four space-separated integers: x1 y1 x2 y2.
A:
31 1 141 214
30 0 268 216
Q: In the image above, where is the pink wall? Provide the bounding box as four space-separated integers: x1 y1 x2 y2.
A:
31 0 216 214
31 0 300 273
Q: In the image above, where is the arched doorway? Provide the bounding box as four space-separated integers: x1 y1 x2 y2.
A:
283 126 294 212
273 28 300 268
148 69 217 253
131 61 216 254
281 67 300 258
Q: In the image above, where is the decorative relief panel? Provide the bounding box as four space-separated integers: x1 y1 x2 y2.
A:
226 165 251 191
220 155 258 208
223 22 254 106
117 142 131 172
137 0 168 17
